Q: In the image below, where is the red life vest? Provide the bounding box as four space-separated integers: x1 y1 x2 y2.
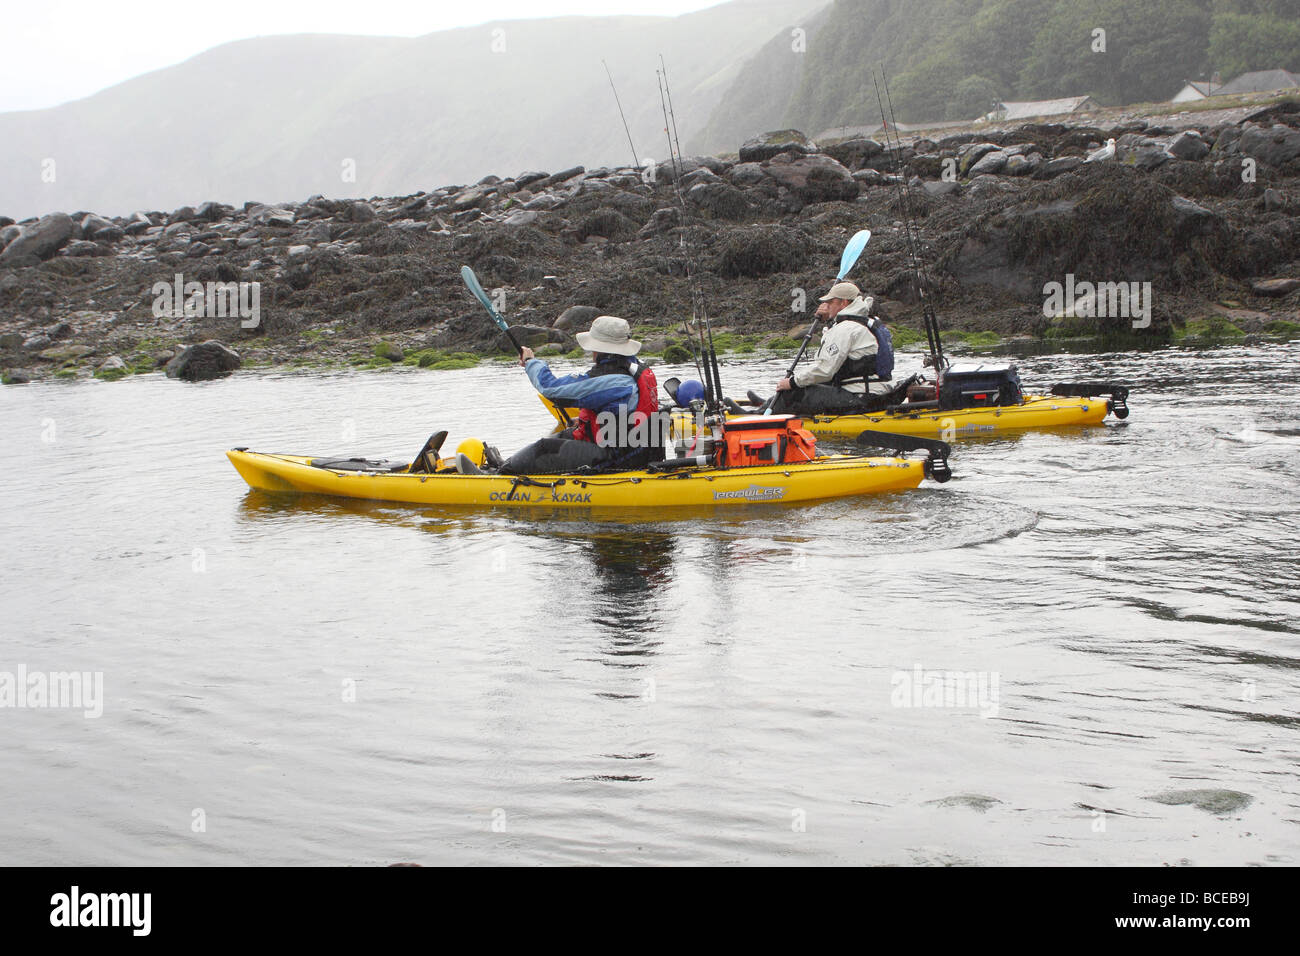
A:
573 362 659 445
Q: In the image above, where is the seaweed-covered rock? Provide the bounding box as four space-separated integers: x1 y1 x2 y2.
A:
713 224 812 278
762 154 857 206
739 130 817 163
165 341 241 381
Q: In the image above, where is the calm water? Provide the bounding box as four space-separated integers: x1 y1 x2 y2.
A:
3 343 1298 865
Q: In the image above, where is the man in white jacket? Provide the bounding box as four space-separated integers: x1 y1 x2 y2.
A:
771 281 897 414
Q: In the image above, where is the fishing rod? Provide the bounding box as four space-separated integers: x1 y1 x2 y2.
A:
656 59 723 416
872 70 947 373
661 56 725 415
602 59 640 171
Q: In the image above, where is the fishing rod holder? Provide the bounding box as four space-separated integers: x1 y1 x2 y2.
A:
855 429 952 483
1050 382 1131 419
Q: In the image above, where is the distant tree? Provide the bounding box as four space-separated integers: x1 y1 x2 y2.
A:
1208 11 1300 77
948 75 1002 120
1018 0 1213 105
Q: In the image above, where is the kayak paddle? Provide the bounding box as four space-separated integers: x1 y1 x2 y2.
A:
460 265 526 356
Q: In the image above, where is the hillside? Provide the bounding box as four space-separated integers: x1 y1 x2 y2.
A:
692 0 1300 152
0 0 826 220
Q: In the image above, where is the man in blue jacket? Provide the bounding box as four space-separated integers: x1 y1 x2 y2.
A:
462 315 655 474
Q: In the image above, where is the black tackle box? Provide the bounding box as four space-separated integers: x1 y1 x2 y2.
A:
938 363 1024 409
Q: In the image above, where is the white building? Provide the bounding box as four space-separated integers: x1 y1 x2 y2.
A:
984 96 1099 122
1172 80 1216 103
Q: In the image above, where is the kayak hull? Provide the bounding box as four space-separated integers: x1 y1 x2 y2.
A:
227 450 926 509
803 395 1111 438
547 393 1112 440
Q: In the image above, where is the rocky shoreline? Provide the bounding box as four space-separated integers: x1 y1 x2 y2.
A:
2 100 1299 384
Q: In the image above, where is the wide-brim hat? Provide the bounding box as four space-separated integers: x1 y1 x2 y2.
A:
576 315 641 356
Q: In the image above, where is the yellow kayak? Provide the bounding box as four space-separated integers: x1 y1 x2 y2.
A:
227 448 931 509
544 392 1113 440
798 394 1111 438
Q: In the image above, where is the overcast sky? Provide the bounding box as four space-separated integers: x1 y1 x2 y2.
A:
3 0 727 112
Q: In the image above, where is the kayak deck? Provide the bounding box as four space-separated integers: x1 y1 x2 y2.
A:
228 449 927 509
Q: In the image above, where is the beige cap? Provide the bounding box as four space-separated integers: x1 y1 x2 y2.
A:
819 281 861 302
575 315 641 356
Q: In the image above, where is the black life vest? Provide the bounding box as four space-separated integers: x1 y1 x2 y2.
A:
828 315 894 385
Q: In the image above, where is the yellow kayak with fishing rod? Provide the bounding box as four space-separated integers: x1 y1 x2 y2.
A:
540 375 1127 442
226 415 950 510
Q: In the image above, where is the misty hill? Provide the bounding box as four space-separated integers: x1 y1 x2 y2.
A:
692 0 1300 152
0 0 825 220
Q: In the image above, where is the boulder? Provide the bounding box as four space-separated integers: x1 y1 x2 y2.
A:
124 212 153 235
164 341 241 381
450 187 489 211
0 213 75 266
1034 156 1085 179
687 181 754 220
1251 278 1300 297
1167 130 1210 161
0 332 25 348
637 207 681 237
553 305 601 331
348 201 378 222
1212 126 1243 154
305 222 332 243
728 162 766 186
1128 147 1171 170
968 149 1010 176
62 240 109 257
514 171 549 188
538 166 585 189
246 204 295 227
169 206 197 223
923 180 960 197
503 209 540 227
820 138 883 170
739 130 817 163
957 143 1002 176
1 224 23 248
38 344 93 362
80 213 114 237
1239 124 1300 171
762 154 857 205
194 201 229 221
1003 153 1043 176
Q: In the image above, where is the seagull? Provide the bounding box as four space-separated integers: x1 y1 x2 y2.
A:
1085 138 1117 163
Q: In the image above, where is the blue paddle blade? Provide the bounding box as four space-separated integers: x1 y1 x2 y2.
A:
460 265 510 332
837 229 871 280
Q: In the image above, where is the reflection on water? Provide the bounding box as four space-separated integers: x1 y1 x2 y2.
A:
3 342 1300 865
